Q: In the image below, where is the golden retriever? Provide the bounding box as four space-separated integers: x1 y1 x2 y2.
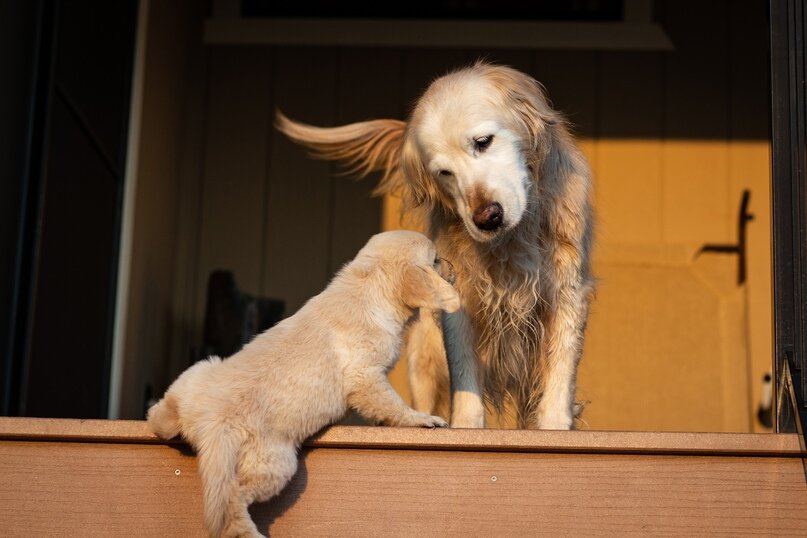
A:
276 62 594 430
147 230 459 537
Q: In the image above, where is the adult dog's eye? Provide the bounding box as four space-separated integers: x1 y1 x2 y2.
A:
433 255 440 267
437 170 453 177
474 135 493 152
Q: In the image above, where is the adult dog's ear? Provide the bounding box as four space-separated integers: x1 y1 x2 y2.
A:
399 136 438 208
402 265 461 313
482 64 563 158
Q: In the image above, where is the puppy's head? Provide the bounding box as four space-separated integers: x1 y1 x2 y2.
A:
358 231 460 313
403 62 562 243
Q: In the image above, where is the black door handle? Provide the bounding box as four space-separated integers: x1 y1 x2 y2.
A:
697 190 755 285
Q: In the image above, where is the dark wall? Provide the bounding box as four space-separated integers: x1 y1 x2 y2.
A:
1 0 138 418
0 1 41 415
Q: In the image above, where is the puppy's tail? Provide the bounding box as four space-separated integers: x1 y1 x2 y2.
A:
275 110 406 195
146 394 181 439
198 427 240 537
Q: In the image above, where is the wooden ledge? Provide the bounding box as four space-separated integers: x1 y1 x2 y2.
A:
3 417 806 535
1 417 803 457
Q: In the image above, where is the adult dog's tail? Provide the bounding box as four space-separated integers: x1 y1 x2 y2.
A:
275 110 406 195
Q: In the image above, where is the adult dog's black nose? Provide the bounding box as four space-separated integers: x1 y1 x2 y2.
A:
473 202 503 231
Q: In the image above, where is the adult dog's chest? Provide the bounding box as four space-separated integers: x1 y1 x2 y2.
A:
451 245 547 356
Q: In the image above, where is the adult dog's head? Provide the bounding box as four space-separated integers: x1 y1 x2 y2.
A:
277 62 564 243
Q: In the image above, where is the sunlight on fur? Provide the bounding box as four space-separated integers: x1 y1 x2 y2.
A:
147 231 459 537
278 61 595 431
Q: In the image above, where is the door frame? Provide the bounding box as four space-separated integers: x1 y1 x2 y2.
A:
770 0 807 432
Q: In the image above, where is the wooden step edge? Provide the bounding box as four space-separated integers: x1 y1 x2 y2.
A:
0 417 803 457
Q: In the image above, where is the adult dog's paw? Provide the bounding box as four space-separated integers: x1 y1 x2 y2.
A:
450 391 486 428
450 412 485 428
535 411 573 430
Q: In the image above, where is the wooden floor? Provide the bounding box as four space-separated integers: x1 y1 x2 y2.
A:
1 418 806 536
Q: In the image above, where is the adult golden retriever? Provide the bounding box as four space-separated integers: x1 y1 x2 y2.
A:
277 62 594 430
148 231 459 537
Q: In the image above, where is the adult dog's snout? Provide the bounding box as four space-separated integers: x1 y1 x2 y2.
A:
472 201 504 231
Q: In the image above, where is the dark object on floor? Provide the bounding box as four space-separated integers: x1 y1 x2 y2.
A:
757 372 773 429
200 270 284 361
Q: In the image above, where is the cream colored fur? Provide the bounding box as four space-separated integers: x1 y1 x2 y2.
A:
276 62 595 430
147 231 459 537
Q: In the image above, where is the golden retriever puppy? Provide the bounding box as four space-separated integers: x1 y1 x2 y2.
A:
276 62 595 430
147 230 459 538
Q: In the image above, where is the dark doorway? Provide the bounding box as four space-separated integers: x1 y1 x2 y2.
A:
0 0 138 418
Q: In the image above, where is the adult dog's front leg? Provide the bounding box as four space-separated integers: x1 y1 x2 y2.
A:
533 287 590 430
531 149 595 430
443 308 485 428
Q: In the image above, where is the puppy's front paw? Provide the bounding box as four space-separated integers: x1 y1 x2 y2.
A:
401 411 448 428
422 414 449 428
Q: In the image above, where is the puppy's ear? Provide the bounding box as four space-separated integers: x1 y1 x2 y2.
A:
402 265 461 313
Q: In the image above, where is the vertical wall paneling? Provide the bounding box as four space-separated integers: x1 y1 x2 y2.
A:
401 49 467 112
328 48 401 276
663 0 731 244
594 52 665 245
166 3 209 390
264 48 338 315
663 0 749 430
530 51 599 164
462 49 532 73
728 0 774 431
575 51 667 426
196 46 271 326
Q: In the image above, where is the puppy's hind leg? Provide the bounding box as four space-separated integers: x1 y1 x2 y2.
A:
197 429 241 538
225 435 299 538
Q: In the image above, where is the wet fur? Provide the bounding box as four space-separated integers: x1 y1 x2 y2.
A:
277 62 594 429
147 231 459 537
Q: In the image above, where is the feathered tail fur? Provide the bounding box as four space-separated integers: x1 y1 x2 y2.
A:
275 110 406 196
